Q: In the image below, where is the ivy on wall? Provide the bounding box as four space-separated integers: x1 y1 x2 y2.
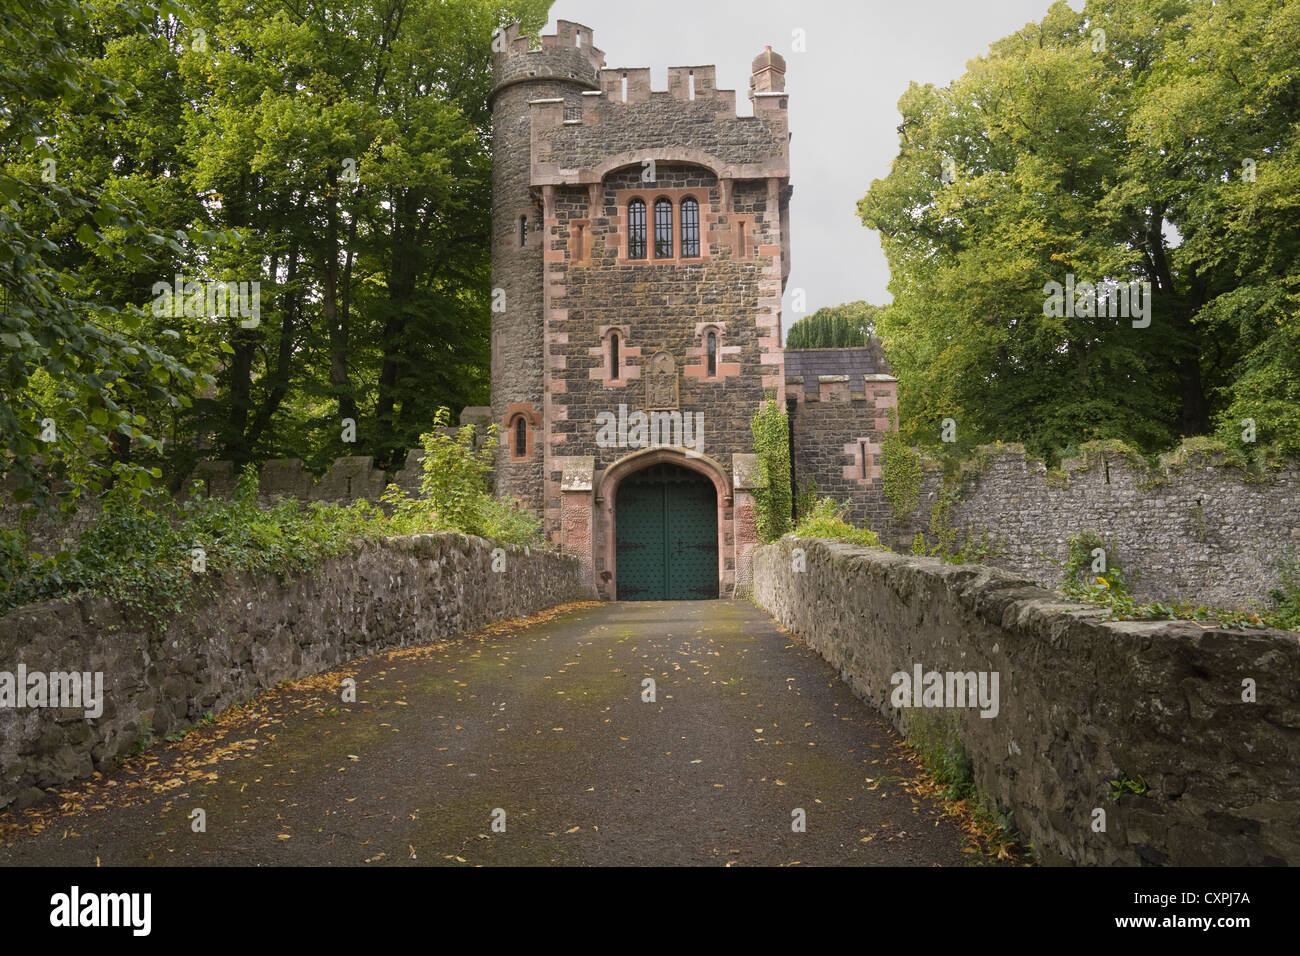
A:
751 397 792 544
881 410 922 521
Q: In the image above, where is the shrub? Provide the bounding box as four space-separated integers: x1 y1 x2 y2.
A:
793 477 820 523
0 408 544 621
792 498 880 547
1061 529 1133 598
379 408 541 546
1270 550 1300 630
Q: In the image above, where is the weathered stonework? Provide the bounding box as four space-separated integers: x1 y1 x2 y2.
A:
0 533 594 809
489 20 811 598
487 21 893 598
752 537 1300 866
785 347 898 530
884 443 1300 608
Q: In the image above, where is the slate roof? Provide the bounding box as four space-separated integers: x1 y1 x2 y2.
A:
782 343 893 395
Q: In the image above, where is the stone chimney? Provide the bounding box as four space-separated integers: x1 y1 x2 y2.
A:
749 45 786 94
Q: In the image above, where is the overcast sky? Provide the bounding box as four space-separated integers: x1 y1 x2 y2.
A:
544 0 1070 326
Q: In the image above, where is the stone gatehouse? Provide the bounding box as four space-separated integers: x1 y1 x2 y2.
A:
488 20 897 599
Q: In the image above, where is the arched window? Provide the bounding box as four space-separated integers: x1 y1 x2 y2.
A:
681 198 700 258
610 332 621 379
654 199 673 258
627 199 647 259
513 416 527 458
706 330 717 377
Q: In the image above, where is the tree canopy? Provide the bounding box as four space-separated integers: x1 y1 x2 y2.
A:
859 0 1300 460
785 301 879 349
2 0 552 509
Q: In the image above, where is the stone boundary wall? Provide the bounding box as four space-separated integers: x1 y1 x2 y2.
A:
0 533 595 810
2 451 429 560
882 444 1300 608
183 451 425 505
752 537 1300 866
177 408 495 506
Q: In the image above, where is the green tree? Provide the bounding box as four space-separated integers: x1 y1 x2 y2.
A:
858 0 1300 459
786 301 879 348
1 0 213 508
181 0 551 470
5 0 554 504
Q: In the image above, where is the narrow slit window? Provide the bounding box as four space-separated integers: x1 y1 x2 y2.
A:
519 215 527 247
628 200 647 259
737 220 746 258
610 333 621 379
706 331 717 377
573 223 585 261
514 417 527 458
681 198 700 258
654 199 673 258
860 442 868 478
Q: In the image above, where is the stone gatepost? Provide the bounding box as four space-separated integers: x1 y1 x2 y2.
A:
558 456 597 593
732 453 763 594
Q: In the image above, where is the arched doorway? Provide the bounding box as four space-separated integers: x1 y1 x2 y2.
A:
615 463 719 600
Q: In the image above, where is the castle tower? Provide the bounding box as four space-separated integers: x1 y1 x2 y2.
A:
488 21 605 507
486 20 817 599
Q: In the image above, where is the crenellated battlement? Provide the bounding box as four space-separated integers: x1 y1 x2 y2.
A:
593 65 740 111
496 18 599 55
490 20 606 104
525 46 790 185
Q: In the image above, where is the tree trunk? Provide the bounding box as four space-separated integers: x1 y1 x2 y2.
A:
324 165 357 428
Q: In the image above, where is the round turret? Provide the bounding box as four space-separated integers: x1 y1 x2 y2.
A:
488 21 604 507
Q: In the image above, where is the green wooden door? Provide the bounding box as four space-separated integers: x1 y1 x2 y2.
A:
615 476 666 600
616 464 718 600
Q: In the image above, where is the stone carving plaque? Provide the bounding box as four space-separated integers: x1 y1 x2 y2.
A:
646 350 678 409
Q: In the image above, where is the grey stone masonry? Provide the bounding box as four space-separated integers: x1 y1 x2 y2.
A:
753 537 1300 866
180 454 416 507
883 443 1300 609
0 533 595 809
787 346 898 532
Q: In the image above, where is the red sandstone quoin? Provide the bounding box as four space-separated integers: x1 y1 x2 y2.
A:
488 20 896 599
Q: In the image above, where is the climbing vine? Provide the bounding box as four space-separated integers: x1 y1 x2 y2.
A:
881 410 922 521
750 396 792 544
